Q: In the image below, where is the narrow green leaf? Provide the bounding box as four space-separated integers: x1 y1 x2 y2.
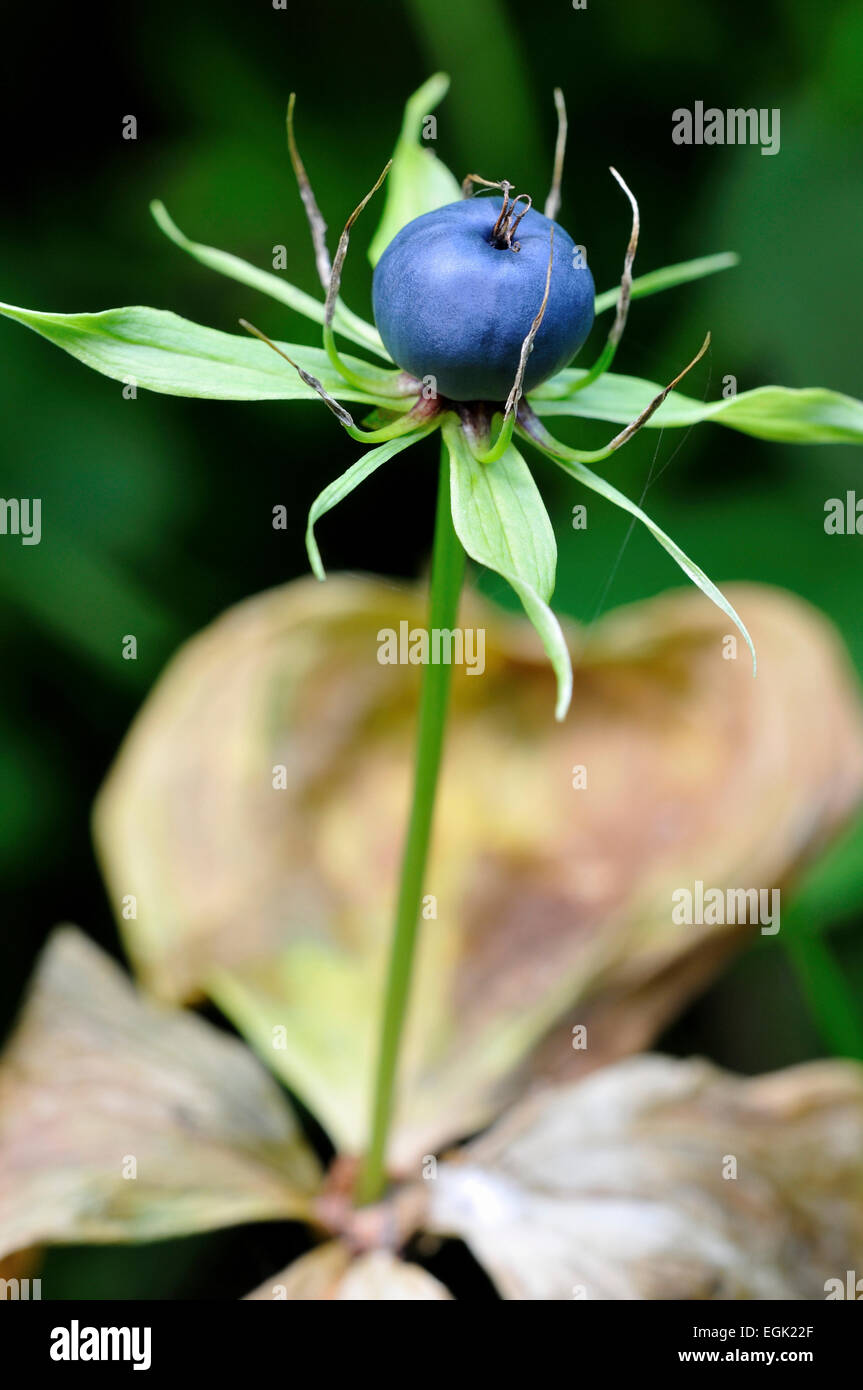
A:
444 419 572 720
532 369 863 445
306 428 435 580
151 200 389 360
0 301 394 405
368 74 461 267
533 437 757 674
594 252 740 316
785 934 863 1062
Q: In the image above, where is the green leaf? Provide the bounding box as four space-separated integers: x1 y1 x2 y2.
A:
785 934 863 1061
368 74 461 267
150 201 389 360
306 428 434 580
594 252 740 316
531 436 757 674
532 369 863 445
0 301 393 405
444 418 572 719
783 819 863 935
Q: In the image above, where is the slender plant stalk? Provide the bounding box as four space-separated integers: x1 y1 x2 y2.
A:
356 440 465 1204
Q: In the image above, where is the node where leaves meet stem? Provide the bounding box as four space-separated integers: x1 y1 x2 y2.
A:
356 439 465 1205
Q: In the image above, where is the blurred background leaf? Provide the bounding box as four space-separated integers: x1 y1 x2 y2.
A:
92 577 863 1165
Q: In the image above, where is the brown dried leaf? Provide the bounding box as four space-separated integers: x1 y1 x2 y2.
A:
244 1240 451 1300
425 1054 863 1300
0 929 320 1259
93 577 863 1164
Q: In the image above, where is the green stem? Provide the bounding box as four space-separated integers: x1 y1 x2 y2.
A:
356 439 465 1205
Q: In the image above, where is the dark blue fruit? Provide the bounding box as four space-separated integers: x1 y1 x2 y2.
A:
372 197 595 402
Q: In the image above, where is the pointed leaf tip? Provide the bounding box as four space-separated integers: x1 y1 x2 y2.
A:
368 75 460 266
534 438 758 677
444 419 573 720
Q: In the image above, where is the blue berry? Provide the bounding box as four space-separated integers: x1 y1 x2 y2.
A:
372 197 595 402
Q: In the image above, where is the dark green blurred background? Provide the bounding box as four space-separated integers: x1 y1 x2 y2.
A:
1 0 862 1297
